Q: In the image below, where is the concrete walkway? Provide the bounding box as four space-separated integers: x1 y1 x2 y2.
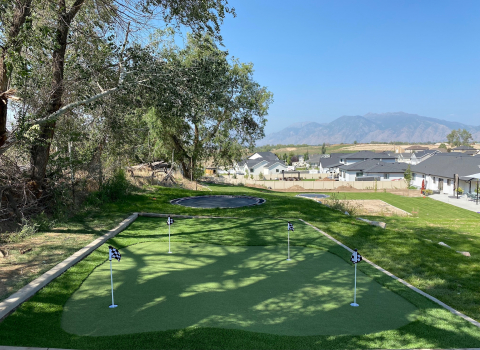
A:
430 193 480 213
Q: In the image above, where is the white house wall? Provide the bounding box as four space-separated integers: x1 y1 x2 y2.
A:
411 172 473 195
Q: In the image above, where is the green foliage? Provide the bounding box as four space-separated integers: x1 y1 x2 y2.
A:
9 218 39 243
86 169 131 206
447 129 473 147
404 165 412 187
439 143 447 149
32 212 56 232
321 142 326 154
258 172 264 180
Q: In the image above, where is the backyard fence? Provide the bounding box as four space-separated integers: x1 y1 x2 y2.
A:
202 176 409 191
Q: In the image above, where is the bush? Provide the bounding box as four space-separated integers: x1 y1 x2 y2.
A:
9 218 39 242
457 188 464 194
33 211 56 232
86 169 131 205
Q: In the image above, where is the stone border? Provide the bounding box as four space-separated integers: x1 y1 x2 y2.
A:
0 213 139 321
2 212 480 345
295 193 330 200
170 195 266 209
299 219 480 328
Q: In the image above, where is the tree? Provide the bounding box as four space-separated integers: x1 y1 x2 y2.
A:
144 33 273 180
353 140 357 145
287 151 294 165
321 142 326 154
2 0 236 186
404 164 412 187
439 143 447 149
303 151 309 161
447 128 473 147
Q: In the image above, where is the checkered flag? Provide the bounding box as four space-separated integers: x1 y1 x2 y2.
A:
287 222 294 231
350 249 362 264
109 246 121 262
167 216 174 225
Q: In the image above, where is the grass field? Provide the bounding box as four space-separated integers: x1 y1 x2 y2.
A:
2 184 480 349
62 239 417 337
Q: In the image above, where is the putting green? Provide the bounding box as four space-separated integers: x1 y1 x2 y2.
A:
62 243 418 336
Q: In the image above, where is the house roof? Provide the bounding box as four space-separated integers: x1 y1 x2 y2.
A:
249 152 279 161
265 161 288 169
405 145 430 150
340 159 407 173
319 158 344 168
411 154 480 179
452 145 476 150
343 151 397 160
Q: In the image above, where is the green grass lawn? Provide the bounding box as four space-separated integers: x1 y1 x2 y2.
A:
2 185 480 349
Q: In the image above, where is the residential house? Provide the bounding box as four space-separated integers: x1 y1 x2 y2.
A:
318 157 343 175
396 150 439 165
236 152 288 176
451 145 478 155
339 160 408 181
404 145 430 153
411 154 480 195
342 151 397 165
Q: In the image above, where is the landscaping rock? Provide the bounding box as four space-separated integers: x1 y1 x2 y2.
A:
356 217 386 229
0 249 6 258
438 242 451 248
457 251 471 257
344 211 350 215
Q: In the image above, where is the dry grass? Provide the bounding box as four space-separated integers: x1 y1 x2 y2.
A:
0 232 94 300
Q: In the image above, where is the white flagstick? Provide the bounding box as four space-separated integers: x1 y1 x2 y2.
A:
168 224 172 254
350 250 359 307
109 250 118 308
287 229 291 261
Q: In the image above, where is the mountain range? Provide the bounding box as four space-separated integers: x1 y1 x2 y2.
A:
258 112 480 145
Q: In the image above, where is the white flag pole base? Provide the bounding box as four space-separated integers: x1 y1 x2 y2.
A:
109 304 118 308
286 258 291 261
168 251 172 254
350 303 359 307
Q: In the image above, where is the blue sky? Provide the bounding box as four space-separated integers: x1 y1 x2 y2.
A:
215 0 480 134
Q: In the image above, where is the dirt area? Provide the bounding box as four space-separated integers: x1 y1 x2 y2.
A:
127 170 208 191
0 232 94 301
320 199 411 217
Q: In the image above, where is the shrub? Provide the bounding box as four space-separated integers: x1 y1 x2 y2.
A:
86 169 131 205
457 188 464 194
9 218 39 242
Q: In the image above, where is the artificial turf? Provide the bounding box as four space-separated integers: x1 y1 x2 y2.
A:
3 216 480 349
62 242 418 337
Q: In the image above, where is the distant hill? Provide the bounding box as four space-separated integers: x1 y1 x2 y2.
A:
258 112 480 145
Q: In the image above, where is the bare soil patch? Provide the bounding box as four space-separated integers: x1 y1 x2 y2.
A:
321 199 410 217
0 232 94 301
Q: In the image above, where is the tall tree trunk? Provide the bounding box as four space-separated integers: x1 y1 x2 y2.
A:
0 0 32 147
0 56 8 147
30 0 85 184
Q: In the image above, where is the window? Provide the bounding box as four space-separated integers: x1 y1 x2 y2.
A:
276 169 279 173
433 177 436 183
250 168 254 172
447 179 451 185
412 173 416 180
384 173 390 179
356 172 363 177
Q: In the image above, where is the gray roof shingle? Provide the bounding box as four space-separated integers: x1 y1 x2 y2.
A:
411 154 480 178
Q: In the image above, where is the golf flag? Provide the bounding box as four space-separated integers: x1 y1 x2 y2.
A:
108 246 120 308
288 222 294 231
167 216 174 225
350 248 362 307
350 249 362 264
109 246 121 262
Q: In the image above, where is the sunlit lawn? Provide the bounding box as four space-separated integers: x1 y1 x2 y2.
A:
2 184 480 349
